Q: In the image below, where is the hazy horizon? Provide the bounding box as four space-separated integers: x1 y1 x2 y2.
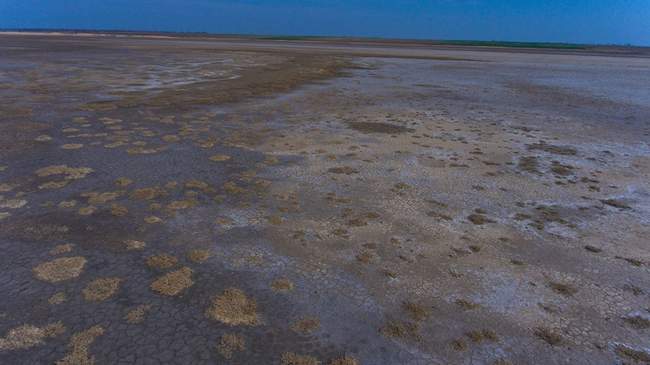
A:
1 0 649 47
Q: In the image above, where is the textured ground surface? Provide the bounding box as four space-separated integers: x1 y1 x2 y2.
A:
0 34 649 365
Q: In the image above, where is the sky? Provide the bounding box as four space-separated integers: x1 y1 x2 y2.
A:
1 0 649 46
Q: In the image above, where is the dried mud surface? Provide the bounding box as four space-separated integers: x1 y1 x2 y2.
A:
1 35 649 365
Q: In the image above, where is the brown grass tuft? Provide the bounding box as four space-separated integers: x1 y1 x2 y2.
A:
206 288 261 326
82 277 121 302
125 304 152 324
402 301 430 322
281 352 320 365
465 329 498 343
146 254 178 270
150 267 194 296
50 244 74 256
216 333 245 359
614 344 650 362
328 356 359 365
290 317 321 335
548 281 577 297
380 320 420 341
533 327 563 345
0 322 65 351
187 249 211 263
48 292 67 305
56 325 104 365
271 278 294 292
33 257 87 283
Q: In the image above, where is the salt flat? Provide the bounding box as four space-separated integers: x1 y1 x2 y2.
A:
0 33 649 365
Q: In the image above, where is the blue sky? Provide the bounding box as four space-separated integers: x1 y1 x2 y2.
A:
1 0 649 45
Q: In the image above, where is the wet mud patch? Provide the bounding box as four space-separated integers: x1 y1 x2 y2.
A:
347 122 414 134
527 141 577 156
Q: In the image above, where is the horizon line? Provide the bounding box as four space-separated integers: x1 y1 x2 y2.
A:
1 27 647 49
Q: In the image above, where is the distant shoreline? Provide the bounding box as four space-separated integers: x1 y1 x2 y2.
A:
2 29 649 59
1 28 646 50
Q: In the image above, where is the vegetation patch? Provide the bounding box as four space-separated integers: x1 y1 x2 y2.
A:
216 333 245 359
281 352 320 365
56 325 104 365
271 278 294 292
187 249 211 263
328 357 359 365
0 322 65 351
206 288 261 326
150 267 194 296
82 277 122 302
290 317 321 334
125 304 152 324
146 254 178 270
533 327 563 345
33 256 87 283
347 122 414 134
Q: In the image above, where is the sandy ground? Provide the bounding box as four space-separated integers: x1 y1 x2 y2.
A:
0 34 649 365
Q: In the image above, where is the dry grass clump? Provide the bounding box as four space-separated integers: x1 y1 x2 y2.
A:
82 277 122 302
206 288 261 326
82 191 122 205
0 183 14 192
146 254 178 269
614 344 650 362
0 322 65 351
0 199 27 209
150 267 194 296
402 301 430 322
216 333 245 359
328 356 359 365
601 199 631 210
467 213 492 225
39 181 69 190
533 327 563 345
77 206 97 216
290 317 321 335
623 313 650 329
465 329 498 343
124 240 146 251
114 177 133 187
56 325 104 365
58 200 77 209
33 256 87 283
61 144 84 150
209 154 231 162
450 338 467 351
281 352 320 365
130 186 166 200
125 304 152 324
327 166 359 175
347 121 413 134
527 142 577 156
271 278 294 292
455 299 480 310
110 203 128 216
82 191 124 205
50 244 74 256
144 216 163 224
548 281 577 297
380 320 420 341
35 165 93 180
187 249 211 263
167 200 196 211
48 292 67 305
